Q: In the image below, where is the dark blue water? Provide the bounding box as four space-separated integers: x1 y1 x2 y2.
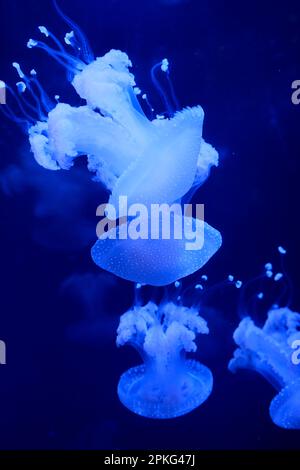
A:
0 0 300 450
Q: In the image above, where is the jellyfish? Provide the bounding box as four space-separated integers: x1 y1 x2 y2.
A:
116 293 213 419
229 251 300 430
229 250 300 429
1 3 222 285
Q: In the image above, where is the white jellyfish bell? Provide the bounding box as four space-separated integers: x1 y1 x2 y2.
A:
1 3 222 286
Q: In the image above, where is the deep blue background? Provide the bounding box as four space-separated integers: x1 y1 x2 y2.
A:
0 0 300 450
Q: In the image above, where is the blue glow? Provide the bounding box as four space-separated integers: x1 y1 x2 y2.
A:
117 299 213 418
92 219 221 286
1 13 222 286
229 307 300 429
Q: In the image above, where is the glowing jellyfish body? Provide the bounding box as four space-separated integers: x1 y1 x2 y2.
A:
92 219 221 286
117 300 213 418
229 307 300 429
2 11 222 285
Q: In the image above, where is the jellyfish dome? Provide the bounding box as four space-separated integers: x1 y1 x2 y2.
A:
116 298 213 419
1 7 222 286
229 307 300 429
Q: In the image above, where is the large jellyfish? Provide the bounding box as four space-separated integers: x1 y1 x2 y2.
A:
1 2 222 286
229 307 300 429
116 288 213 418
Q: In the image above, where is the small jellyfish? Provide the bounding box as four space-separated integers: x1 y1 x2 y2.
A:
229 307 300 429
117 299 213 419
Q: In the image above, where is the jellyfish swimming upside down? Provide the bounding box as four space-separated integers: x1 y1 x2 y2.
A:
2 7 222 286
116 297 213 418
229 307 300 429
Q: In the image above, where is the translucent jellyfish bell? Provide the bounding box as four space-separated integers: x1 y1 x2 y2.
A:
117 300 213 419
92 215 222 286
229 307 300 429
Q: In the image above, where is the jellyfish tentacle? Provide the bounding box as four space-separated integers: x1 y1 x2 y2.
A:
151 60 176 117
53 0 94 64
13 64 55 121
28 37 85 75
2 83 37 125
